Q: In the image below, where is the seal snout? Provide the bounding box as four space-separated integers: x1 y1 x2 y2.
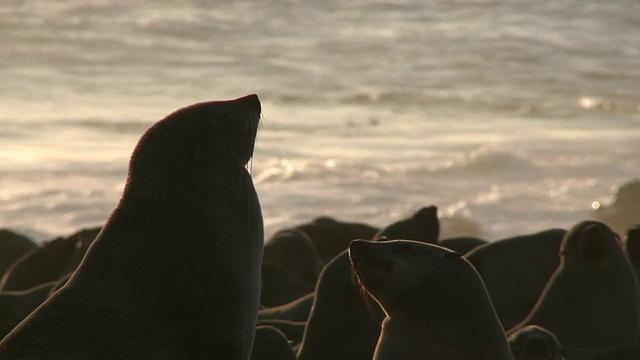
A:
234 93 261 111
210 94 261 165
232 94 262 123
349 240 381 266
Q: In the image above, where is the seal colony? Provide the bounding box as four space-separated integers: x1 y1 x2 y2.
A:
0 95 264 359
1 95 640 359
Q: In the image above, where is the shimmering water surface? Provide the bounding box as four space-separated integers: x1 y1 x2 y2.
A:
1 0 639 241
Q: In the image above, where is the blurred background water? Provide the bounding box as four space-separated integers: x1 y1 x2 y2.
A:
1 0 639 241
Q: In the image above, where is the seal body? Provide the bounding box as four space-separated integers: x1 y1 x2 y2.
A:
349 239 514 360
0 95 264 359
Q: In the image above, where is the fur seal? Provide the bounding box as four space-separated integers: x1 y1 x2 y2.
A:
508 325 565 360
263 228 322 286
0 226 101 291
349 239 514 360
0 229 38 277
297 250 385 360
295 217 379 262
0 94 264 359
509 221 640 358
250 326 296 360
373 205 439 243
466 228 566 329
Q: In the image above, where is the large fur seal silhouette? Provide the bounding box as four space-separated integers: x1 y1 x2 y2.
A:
466 228 566 329
0 95 264 359
349 239 514 360
509 221 640 358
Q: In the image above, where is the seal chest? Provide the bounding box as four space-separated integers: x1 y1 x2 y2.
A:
0 94 264 360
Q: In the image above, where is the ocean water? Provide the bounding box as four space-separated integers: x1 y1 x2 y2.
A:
1 0 639 242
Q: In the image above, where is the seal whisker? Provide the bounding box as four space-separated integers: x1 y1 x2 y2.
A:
349 256 382 322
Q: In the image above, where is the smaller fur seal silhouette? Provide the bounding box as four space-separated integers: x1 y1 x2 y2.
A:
349 239 514 360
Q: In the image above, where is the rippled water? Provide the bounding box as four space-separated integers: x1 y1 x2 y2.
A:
1 0 639 241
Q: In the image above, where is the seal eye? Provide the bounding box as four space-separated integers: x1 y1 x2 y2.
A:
444 252 463 260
